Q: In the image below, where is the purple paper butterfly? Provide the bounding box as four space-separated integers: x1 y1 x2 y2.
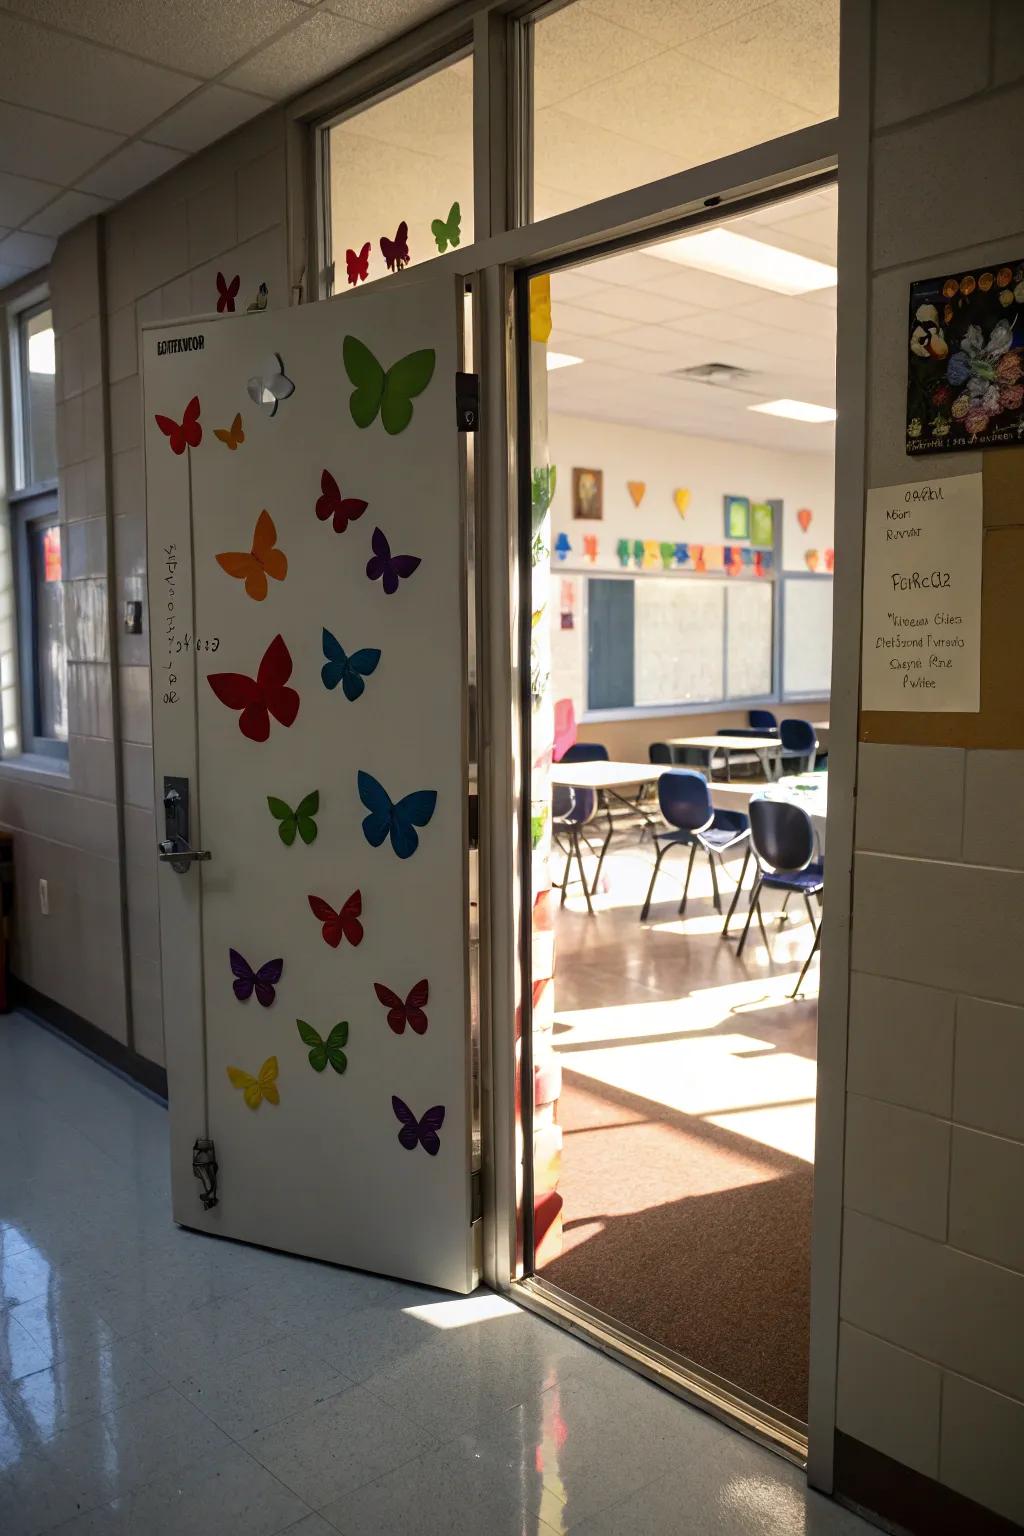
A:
366 527 421 595
229 948 282 1007
392 1096 445 1156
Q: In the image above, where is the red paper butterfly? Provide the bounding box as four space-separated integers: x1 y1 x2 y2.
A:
345 242 370 286
216 271 240 313
207 634 299 743
308 890 363 949
315 470 367 534
374 979 428 1035
154 396 202 455
380 221 409 273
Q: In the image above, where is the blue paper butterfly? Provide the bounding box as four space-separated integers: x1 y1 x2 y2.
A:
358 770 437 860
321 628 381 701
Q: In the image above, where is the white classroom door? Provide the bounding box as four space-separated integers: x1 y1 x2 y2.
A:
143 275 476 1293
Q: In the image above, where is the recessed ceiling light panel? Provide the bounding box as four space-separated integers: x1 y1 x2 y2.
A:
748 398 837 423
546 351 583 371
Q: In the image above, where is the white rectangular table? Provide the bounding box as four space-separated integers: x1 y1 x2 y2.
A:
666 733 782 780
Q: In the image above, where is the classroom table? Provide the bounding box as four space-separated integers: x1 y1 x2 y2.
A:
549 761 656 791
709 774 828 852
666 733 783 781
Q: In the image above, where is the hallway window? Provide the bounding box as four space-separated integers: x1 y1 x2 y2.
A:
12 495 67 756
13 302 57 490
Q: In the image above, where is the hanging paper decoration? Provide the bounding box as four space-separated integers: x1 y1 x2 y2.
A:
725 546 740 575
229 949 282 1006
366 527 422 593
724 496 750 539
214 413 244 450
582 534 598 563
207 634 299 742
380 220 410 272
632 539 644 567
530 275 552 345
750 501 774 547
659 542 674 570
343 336 436 434
805 549 820 571
296 1019 348 1074
797 508 813 532
215 510 287 601
673 488 691 517
642 540 660 570
762 551 773 570
154 395 202 455
346 243 371 286
246 283 269 313
431 201 461 252
321 629 381 700
824 548 835 572
308 890 363 948
754 551 765 576
741 548 753 567
227 1057 279 1109
691 544 706 572
267 790 319 846
216 272 240 313
358 770 437 860
674 542 689 567
627 481 646 507
559 579 575 630
316 470 367 534
555 532 571 561
616 538 631 567
704 545 724 571
374 979 429 1035
247 354 295 417
392 1096 445 1156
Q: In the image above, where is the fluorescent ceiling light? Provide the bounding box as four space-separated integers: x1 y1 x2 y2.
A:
749 398 837 423
546 350 582 371
28 327 55 375
646 228 836 295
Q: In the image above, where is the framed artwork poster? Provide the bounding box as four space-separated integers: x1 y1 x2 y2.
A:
572 467 603 520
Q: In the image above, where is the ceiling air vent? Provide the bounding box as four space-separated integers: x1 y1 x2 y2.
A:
668 362 755 388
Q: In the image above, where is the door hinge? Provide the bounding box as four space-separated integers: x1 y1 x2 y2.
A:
471 1167 482 1224
456 372 479 432
192 1137 219 1209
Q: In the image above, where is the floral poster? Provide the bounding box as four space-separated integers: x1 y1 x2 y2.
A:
906 260 1024 454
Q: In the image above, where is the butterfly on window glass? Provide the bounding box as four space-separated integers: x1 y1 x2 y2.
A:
227 1056 279 1109
430 201 461 253
379 221 409 273
365 527 421 595
154 395 202 455
267 789 319 846
392 1096 445 1156
343 335 435 435
207 634 299 742
296 1018 349 1074
214 412 245 450
215 510 287 602
307 889 363 949
315 470 367 534
358 770 437 861
229 949 282 1006
374 979 428 1036
321 629 380 702
345 242 370 286
216 271 240 313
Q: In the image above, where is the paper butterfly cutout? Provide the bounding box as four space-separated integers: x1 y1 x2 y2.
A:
582 535 598 563
374 979 428 1036
216 272 240 313
675 542 689 566
247 283 268 313
308 890 363 949
380 220 410 272
431 201 461 253
267 789 318 846
346 242 370 286
214 413 245 450
316 470 367 534
358 769 437 861
215 510 287 602
229 949 282 1006
227 1056 278 1109
797 508 813 532
343 335 436 435
321 629 380 701
154 396 202 455
296 1018 348 1074
805 549 820 572
207 634 299 742
555 533 571 561
247 353 294 417
674 488 691 517
366 527 421 595
627 481 646 507
392 1096 445 1155
631 540 644 566
659 542 674 569
616 538 630 567
642 540 660 570
824 547 835 572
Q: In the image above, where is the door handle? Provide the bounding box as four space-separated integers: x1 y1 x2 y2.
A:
159 776 211 874
158 839 211 872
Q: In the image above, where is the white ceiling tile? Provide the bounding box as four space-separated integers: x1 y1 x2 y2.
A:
572 251 677 289
3 0 304 78
23 188 114 238
0 260 33 284
323 0 461 26
681 0 839 118
546 302 632 338
147 84 274 153
0 169 61 227
547 271 607 303
640 266 769 310
576 0 775 48
533 107 685 210
77 141 187 201
330 55 472 162
533 4 662 111
225 10 384 99
749 293 838 337
0 102 123 184
0 229 56 269
568 286 695 324
0 13 201 135
669 308 761 343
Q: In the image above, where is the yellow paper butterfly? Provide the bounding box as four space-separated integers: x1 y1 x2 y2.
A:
214 413 245 450
227 1055 279 1109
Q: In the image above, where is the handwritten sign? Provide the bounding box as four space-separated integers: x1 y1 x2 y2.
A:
862 474 982 712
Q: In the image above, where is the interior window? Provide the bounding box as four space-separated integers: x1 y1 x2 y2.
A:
17 303 57 489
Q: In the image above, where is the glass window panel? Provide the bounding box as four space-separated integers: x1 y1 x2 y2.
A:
726 580 773 697
29 519 67 741
530 0 839 221
326 56 473 292
783 575 832 696
634 577 725 705
20 306 57 487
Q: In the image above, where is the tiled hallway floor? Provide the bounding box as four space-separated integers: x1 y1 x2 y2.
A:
0 1013 876 1536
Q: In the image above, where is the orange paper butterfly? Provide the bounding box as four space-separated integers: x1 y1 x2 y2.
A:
214 413 245 450
215 510 287 601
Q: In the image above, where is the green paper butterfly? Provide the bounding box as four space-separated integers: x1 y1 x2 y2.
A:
267 790 319 846
342 335 436 435
431 201 461 253
296 1018 348 1074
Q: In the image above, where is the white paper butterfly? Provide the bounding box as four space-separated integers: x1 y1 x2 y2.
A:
247 352 294 417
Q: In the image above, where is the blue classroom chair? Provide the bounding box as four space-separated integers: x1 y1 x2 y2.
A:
737 798 823 997
640 770 750 921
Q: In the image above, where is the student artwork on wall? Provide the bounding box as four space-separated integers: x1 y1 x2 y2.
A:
627 481 645 507
673 488 690 517
572 467 603 520
906 261 1024 453
750 501 775 549
724 495 750 540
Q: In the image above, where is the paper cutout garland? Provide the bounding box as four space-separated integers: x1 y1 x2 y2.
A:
824 547 835 572
374 979 429 1035
227 1057 279 1109
674 488 691 517
555 533 571 561
797 508 813 532
627 481 646 507
229 949 282 1006
296 1019 348 1074
267 790 319 846
805 549 820 572
215 510 287 602
582 534 598 563
207 634 299 742
358 770 437 860
343 336 436 435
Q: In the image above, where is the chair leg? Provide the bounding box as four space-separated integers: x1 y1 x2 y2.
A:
779 890 792 923
640 843 668 922
707 849 721 914
678 840 698 915
736 873 763 956
722 848 750 937
792 923 821 998
591 822 613 895
803 892 818 930
573 830 595 916
755 898 772 955
559 842 573 907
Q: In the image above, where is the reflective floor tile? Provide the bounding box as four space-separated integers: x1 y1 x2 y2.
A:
121 1291 293 1379
2 1336 165 1445
9 1288 122 1368
278 1516 341 1536
174 1334 353 1440
2 1314 54 1382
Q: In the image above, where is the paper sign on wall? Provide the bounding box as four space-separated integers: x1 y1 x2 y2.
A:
861 474 982 712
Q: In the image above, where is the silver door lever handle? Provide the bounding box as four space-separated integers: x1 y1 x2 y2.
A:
158 839 212 872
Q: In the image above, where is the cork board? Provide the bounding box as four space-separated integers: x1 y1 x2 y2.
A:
859 446 1024 748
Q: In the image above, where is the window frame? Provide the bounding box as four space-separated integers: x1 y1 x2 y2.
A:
9 292 57 496
10 486 67 761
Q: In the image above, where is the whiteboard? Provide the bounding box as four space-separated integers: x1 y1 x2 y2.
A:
726 581 773 698
634 579 725 705
783 576 833 696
